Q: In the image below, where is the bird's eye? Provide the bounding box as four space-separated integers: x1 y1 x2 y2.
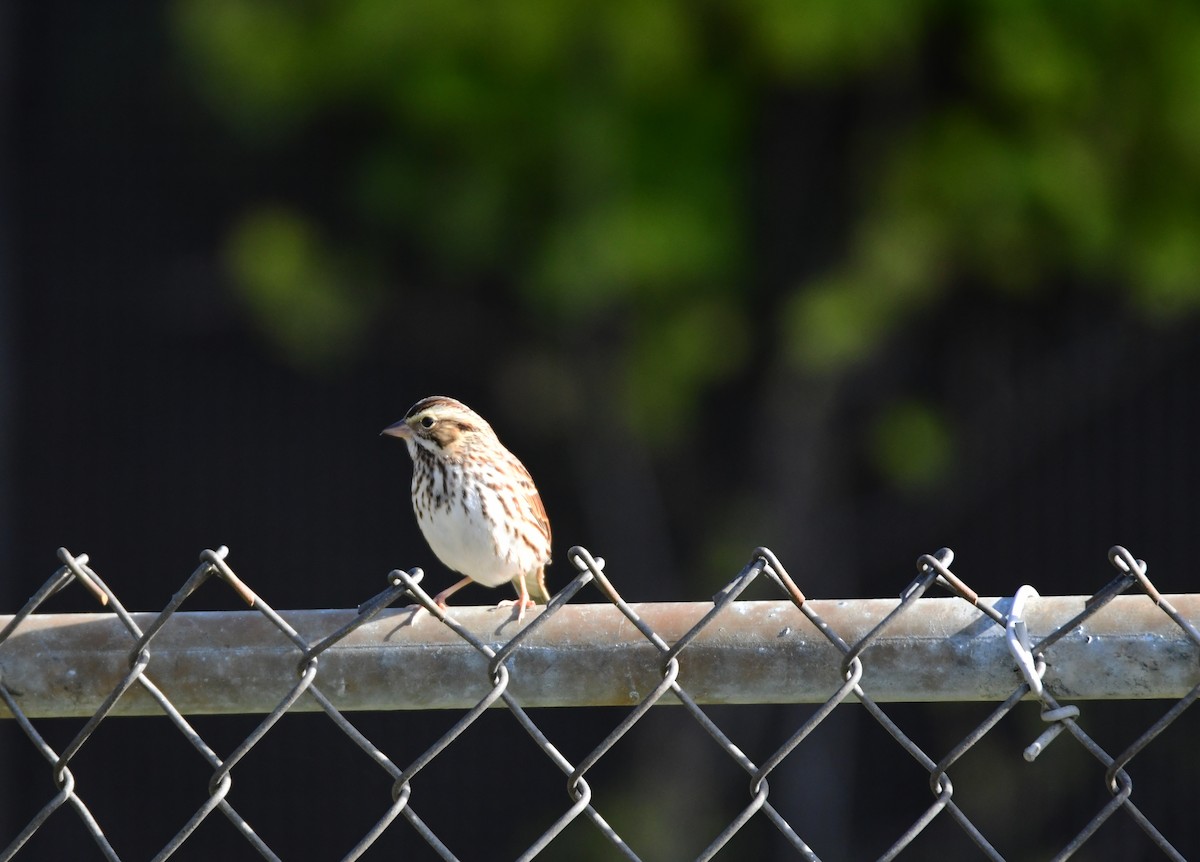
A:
420 415 435 429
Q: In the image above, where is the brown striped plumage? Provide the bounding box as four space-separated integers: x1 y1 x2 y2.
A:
382 396 551 622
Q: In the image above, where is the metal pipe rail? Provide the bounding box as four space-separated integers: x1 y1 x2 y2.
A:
1 595 1196 718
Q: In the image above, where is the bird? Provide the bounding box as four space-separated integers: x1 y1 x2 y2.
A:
381 395 552 622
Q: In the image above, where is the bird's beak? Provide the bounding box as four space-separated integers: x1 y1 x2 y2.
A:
381 419 412 440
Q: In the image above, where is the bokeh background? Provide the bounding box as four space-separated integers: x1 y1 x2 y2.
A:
4 1 1200 858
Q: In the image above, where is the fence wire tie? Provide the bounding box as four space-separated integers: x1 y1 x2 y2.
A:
1004 585 1085 762
1005 585 1044 698
1023 705 1081 763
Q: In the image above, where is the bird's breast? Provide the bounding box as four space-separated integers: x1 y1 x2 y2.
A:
410 461 547 586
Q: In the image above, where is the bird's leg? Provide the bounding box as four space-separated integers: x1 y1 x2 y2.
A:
432 575 474 611
497 574 536 623
402 575 472 625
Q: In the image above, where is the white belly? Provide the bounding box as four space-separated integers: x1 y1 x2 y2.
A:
412 468 541 586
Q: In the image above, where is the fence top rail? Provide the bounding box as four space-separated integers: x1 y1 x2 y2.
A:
2 594 1197 717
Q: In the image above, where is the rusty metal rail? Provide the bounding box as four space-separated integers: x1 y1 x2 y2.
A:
1 595 1197 718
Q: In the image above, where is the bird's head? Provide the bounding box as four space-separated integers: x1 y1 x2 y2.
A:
381 395 494 459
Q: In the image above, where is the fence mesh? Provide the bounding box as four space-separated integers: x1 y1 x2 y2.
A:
0 543 1197 861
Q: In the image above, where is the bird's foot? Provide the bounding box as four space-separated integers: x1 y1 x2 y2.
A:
399 603 429 625
403 598 450 624
497 596 537 623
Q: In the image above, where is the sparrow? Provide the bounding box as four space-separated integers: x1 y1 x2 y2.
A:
382 396 552 622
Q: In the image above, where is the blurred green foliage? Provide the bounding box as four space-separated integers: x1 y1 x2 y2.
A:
174 0 1200 459
226 208 381 370
870 400 955 491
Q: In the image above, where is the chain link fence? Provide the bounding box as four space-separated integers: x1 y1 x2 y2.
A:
0 544 1197 860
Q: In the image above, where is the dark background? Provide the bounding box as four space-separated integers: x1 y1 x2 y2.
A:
3 2 1199 859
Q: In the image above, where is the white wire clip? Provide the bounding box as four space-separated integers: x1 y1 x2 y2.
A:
1005 584 1043 698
